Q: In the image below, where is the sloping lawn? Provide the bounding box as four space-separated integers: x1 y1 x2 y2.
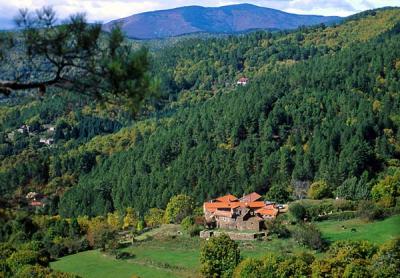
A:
317 214 400 244
50 250 180 278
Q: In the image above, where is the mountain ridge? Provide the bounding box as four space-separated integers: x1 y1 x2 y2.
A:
103 4 341 39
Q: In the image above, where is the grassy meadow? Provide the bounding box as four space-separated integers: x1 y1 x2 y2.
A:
317 214 400 244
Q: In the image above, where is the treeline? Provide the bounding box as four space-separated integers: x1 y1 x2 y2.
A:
60 22 400 216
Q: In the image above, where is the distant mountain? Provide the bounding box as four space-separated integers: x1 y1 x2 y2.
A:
0 17 14 30
103 4 341 39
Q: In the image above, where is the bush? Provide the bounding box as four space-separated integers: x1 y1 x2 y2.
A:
343 260 371 278
371 237 400 277
265 184 290 203
48 243 68 259
275 253 314 278
233 257 265 278
357 201 384 221
144 208 164 228
292 223 325 250
308 181 332 199
316 211 357 221
164 195 195 224
312 240 377 277
289 203 307 221
188 225 202 237
371 170 400 207
200 234 241 278
265 219 290 238
234 253 315 278
14 264 51 278
181 216 195 231
115 251 134 260
333 199 357 211
6 250 41 272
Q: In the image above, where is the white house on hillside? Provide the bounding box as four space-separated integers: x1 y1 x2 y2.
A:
237 77 249 86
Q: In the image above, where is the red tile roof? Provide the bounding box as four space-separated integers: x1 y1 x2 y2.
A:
204 202 241 210
204 192 280 219
29 201 44 207
204 200 266 211
240 192 262 203
245 201 266 208
216 194 239 202
255 207 278 217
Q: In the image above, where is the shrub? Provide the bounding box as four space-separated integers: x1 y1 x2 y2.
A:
265 219 290 238
333 198 357 211
181 216 195 231
308 181 332 199
343 259 371 278
371 237 400 277
188 225 202 237
357 201 384 221
6 250 40 272
115 251 134 260
312 240 377 277
317 211 357 221
327 240 377 259
234 253 281 278
0 243 15 260
233 258 265 278
292 223 325 250
234 252 314 278
289 203 307 221
371 170 400 207
276 253 314 278
200 234 241 278
164 195 194 224
48 243 68 259
265 184 290 203
14 264 51 278
144 208 164 228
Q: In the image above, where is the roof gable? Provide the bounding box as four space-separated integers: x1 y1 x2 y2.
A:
216 194 238 202
240 192 262 202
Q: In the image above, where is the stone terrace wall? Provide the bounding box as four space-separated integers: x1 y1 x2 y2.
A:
200 230 265 241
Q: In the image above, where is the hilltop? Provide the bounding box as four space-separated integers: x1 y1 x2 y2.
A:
103 4 341 39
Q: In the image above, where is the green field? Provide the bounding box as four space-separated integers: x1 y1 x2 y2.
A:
50 250 177 278
317 214 400 244
51 215 400 278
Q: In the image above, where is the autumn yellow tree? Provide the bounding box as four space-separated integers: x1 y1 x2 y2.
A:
123 207 138 230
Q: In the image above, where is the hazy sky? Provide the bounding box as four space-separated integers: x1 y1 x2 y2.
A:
0 0 399 28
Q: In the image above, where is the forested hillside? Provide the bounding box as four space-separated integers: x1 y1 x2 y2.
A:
1 8 399 217
60 9 400 216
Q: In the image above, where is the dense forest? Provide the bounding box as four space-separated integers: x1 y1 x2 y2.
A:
58 9 400 216
0 8 399 217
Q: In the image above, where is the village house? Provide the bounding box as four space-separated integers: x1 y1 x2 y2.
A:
236 77 249 86
203 192 280 232
43 124 56 132
17 125 30 134
40 138 54 145
25 191 46 207
7 131 15 141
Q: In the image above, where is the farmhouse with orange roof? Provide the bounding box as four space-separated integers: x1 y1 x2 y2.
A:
203 192 280 231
